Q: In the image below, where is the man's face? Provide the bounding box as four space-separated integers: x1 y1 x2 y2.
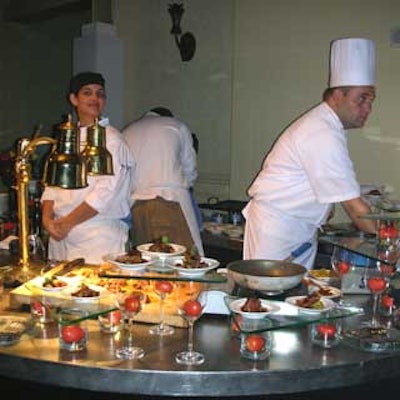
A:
69 84 106 124
335 86 376 129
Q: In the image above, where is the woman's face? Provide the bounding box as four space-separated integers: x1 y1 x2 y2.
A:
69 84 106 126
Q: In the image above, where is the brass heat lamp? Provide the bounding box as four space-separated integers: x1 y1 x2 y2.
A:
14 115 113 282
81 118 113 176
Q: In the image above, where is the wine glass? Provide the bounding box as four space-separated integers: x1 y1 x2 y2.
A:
175 281 208 365
330 247 353 306
365 265 388 328
115 291 146 359
149 280 175 336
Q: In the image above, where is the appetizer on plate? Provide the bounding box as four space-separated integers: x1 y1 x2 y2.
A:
285 293 335 314
229 297 280 320
103 250 152 271
308 268 338 284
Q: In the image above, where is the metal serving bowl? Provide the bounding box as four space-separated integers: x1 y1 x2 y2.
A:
227 259 307 294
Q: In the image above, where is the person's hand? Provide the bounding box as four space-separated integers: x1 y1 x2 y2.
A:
44 219 65 241
52 218 74 239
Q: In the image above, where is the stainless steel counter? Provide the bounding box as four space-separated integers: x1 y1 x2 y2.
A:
0 292 400 398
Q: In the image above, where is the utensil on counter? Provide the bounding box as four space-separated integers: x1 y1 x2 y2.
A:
227 242 311 296
41 257 85 277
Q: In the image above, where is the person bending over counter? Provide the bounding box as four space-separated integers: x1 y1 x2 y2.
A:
122 106 204 256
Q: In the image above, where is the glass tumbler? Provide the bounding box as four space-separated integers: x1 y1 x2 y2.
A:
59 308 88 352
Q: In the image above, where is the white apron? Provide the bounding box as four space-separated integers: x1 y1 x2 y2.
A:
48 218 128 264
242 200 318 270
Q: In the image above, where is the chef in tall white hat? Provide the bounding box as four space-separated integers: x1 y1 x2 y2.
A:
242 37 377 270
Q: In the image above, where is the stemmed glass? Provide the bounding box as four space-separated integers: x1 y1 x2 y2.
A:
115 291 146 359
330 246 353 306
149 280 175 336
175 281 208 365
365 265 388 328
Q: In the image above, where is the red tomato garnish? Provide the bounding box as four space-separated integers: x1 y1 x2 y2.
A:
31 301 43 314
125 294 142 313
107 310 122 324
382 294 395 308
337 261 351 275
61 325 85 343
245 334 266 352
367 276 387 293
183 299 202 317
379 225 398 239
155 281 173 294
316 323 336 337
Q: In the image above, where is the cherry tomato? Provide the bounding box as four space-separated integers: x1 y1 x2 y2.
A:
337 261 351 275
245 334 266 352
31 301 44 314
61 325 85 343
183 299 202 317
125 294 142 313
367 276 387 293
316 323 336 337
382 294 395 308
155 281 173 294
379 225 398 239
107 310 122 324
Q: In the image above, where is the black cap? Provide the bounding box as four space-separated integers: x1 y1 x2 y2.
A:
150 107 173 117
69 72 105 95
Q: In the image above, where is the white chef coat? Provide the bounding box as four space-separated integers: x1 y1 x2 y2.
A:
41 123 134 263
243 102 361 269
123 114 204 256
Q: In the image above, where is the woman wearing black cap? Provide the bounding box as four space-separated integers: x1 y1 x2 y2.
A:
41 72 134 263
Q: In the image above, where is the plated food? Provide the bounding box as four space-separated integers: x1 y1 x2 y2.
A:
137 242 186 258
285 294 335 314
30 276 77 292
0 315 31 346
103 250 152 271
308 268 338 284
64 283 106 303
229 297 281 320
308 284 341 299
169 256 220 277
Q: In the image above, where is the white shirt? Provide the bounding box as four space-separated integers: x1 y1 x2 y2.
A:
123 114 204 255
41 124 134 263
243 102 360 269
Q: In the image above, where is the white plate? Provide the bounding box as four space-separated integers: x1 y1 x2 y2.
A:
137 243 186 258
229 298 281 320
103 252 153 271
285 296 335 314
168 256 220 277
30 276 78 292
64 284 107 303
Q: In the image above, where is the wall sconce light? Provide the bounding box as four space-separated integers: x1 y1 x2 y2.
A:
168 2 196 62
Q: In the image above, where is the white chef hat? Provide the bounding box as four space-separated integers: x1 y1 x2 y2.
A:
329 38 375 88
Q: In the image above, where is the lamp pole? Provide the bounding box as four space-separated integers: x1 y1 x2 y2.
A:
15 137 56 281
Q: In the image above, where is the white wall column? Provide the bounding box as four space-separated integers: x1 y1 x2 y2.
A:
73 22 124 129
